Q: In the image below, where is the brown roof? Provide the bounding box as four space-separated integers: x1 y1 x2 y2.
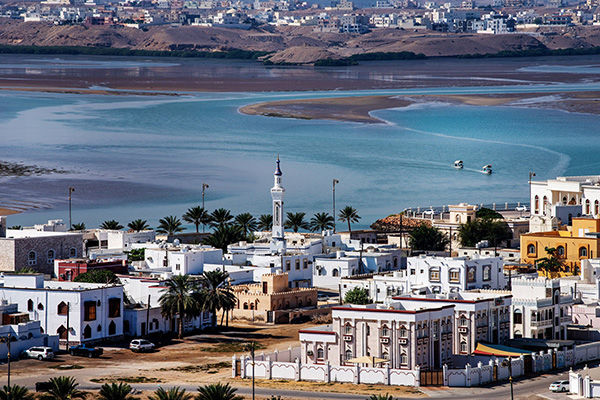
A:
370 214 432 232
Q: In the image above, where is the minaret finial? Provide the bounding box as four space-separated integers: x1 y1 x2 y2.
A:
274 154 282 176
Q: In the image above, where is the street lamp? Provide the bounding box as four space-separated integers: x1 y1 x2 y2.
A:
68 186 75 229
528 171 536 214
202 183 209 233
501 357 514 400
244 341 259 400
332 179 339 233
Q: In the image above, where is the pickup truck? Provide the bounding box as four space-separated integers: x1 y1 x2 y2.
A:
69 344 103 358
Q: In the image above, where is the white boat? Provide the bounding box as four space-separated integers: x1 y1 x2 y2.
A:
481 164 492 175
454 160 464 169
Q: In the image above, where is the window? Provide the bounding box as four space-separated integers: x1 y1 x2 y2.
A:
332 268 339 277
399 326 407 337
586 199 591 214
527 244 536 254
317 348 324 359
344 324 352 334
596 200 599 215
97 325 102 332
124 320 130 333
460 316 468 326
108 298 121 318
513 310 522 324
285 260 290 271
460 341 467 353
295 259 300 270
303 259 308 269
382 352 389 360
57 302 68 315
84 301 97 321
175 263 180 271
344 350 353 361
57 325 67 340
28 251 37 266
381 325 389 337
400 353 408 365
483 265 491 281
27 299 34 312
429 268 440 282
557 246 565 257
580 247 588 258
108 321 116 335
47 249 55 264
37 303 44 311
535 195 539 213
69 248 77 258
467 267 476 283
449 269 460 283
83 325 92 339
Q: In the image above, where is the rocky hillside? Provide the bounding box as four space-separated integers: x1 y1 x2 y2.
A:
2 19 600 64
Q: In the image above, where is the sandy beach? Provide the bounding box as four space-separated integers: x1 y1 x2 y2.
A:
0 208 20 216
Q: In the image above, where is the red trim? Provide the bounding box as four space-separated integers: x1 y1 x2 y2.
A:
299 329 336 335
392 296 511 304
332 305 455 314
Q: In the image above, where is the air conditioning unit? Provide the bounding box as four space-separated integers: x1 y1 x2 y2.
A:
399 338 408 345
459 327 468 333
343 335 353 342
380 337 389 344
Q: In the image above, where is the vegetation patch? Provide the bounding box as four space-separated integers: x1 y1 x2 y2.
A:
91 376 162 383
48 364 85 370
158 361 231 373
200 342 264 353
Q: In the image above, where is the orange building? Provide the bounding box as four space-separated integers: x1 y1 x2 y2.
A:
521 217 600 272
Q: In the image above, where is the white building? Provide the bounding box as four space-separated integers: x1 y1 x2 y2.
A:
142 244 222 276
300 300 455 370
0 274 124 344
510 276 573 340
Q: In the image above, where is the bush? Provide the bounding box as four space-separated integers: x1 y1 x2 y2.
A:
344 287 371 305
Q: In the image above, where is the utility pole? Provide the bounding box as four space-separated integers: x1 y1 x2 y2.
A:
244 341 258 400
65 302 70 351
502 357 514 400
68 186 75 229
1 334 11 391
146 294 151 338
202 183 209 233
332 179 339 233
528 171 536 214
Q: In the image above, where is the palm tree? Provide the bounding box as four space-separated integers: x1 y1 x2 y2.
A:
202 225 245 253
285 212 309 232
127 219 149 232
100 220 124 230
41 377 85 400
234 212 257 237
368 395 395 400
70 222 85 231
309 212 335 233
209 208 233 228
157 216 184 235
149 387 193 400
183 206 210 233
196 383 243 400
257 214 273 231
159 275 203 338
338 206 361 234
0 385 34 400
200 270 237 327
98 383 138 400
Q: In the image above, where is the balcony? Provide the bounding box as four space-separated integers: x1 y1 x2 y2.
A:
561 316 572 323
530 319 552 327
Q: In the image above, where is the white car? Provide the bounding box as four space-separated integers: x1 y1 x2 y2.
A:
23 346 55 361
515 205 528 212
129 339 155 352
549 380 569 392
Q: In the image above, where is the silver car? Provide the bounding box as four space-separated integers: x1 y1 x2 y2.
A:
23 346 55 361
129 339 155 352
549 380 569 392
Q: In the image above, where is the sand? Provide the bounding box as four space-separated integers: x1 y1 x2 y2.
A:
0 207 20 216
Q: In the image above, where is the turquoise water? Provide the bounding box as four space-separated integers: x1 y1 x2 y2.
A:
2 82 600 229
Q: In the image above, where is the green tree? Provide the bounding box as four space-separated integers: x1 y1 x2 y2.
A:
234 212 257 237
537 247 567 277
196 383 243 400
209 208 233 228
285 212 309 232
476 207 504 220
159 275 203 338
101 220 124 230
98 383 138 400
257 214 273 231
309 212 335 232
408 224 449 251
202 225 245 252
8 225 22 230
157 216 184 235
200 270 236 327
148 387 193 400
0 385 34 400
127 248 145 262
70 223 86 231
183 206 210 233
338 206 361 234
40 377 85 400
16 266 37 274
127 219 150 232
458 218 512 251
368 395 395 400
73 269 119 284
344 287 371 305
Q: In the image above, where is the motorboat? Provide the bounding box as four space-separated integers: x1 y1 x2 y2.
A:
454 160 464 169
481 164 492 175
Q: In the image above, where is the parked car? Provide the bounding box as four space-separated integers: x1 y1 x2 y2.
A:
35 381 53 392
515 205 528 212
23 346 55 361
69 344 103 358
549 380 569 392
129 339 155 352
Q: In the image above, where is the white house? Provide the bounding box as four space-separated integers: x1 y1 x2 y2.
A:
142 244 223 275
0 274 124 344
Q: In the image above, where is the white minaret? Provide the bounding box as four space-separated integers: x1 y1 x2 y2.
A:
270 156 286 254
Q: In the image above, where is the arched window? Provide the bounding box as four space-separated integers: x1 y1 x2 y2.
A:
332 268 339 277
543 196 548 215
580 247 588 258
557 246 565 257
69 248 78 258
382 352 389 360
527 244 536 254
37 303 44 311
513 309 522 324
108 321 116 335
344 324 352 334
393 257 398 268
345 350 353 361
243 302 248 310
381 325 389 337
586 199 591 214
460 341 468 353
562 196 567 205
400 353 408 365
83 325 92 339
57 325 67 340
27 299 33 312
460 316 467 326
97 325 102 332
28 251 36 266
317 348 324 359
57 301 68 315
47 249 55 264
124 320 130 333
595 200 599 216
535 195 539 213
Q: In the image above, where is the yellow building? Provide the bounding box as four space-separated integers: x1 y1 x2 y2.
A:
521 217 600 273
